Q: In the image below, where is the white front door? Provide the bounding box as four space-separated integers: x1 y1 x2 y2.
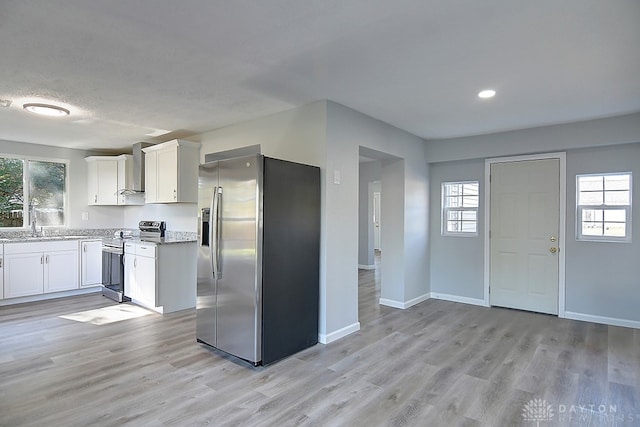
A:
373 192 381 250
490 158 560 315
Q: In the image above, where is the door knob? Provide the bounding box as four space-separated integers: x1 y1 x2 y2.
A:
549 247 558 254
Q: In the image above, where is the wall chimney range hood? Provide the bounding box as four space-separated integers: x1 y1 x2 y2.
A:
118 142 152 195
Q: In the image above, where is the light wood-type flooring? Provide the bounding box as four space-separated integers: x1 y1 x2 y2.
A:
1 260 639 426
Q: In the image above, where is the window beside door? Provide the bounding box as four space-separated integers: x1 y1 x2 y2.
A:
576 172 632 242
441 181 479 236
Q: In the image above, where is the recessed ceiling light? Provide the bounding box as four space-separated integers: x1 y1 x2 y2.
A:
23 103 70 117
478 89 496 99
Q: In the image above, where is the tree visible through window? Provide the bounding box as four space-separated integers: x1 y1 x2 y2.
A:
0 157 67 228
577 172 632 242
442 181 479 236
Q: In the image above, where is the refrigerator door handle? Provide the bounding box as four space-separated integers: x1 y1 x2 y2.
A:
210 186 217 278
215 187 222 278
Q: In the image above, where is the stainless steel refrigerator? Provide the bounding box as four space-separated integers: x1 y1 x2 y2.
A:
196 154 320 366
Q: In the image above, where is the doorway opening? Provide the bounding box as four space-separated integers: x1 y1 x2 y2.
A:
358 146 404 326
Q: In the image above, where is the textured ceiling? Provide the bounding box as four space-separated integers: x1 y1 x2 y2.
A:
1 0 639 151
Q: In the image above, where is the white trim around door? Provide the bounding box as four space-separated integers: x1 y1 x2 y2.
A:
484 152 567 318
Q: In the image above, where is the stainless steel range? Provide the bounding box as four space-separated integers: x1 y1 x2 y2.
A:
101 221 165 302
138 220 166 240
101 232 131 302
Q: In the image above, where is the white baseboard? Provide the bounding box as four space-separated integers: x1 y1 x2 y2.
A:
379 298 405 309
379 293 430 309
0 287 101 307
319 322 360 344
429 292 487 307
358 264 376 270
564 311 640 329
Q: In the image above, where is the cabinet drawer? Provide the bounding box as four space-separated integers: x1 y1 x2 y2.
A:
136 243 157 258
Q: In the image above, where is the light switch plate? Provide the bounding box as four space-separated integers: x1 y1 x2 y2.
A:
333 170 341 184
81 212 89 221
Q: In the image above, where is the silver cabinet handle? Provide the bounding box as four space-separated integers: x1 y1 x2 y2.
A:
40 255 43 264
94 195 97 203
134 258 137 268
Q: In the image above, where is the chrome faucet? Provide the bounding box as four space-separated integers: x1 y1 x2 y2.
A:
29 205 38 236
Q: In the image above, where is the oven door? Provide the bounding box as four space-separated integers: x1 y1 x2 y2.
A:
102 246 127 302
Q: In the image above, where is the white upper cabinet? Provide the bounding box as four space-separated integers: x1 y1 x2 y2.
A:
143 140 200 204
86 158 118 205
85 155 143 206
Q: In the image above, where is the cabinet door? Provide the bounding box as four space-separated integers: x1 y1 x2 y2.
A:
145 151 158 203
87 161 99 205
124 252 137 300
4 253 44 298
135 254 157 307
156 147 178 203
44 250 79 293
81 241 103 287
97 160 119 205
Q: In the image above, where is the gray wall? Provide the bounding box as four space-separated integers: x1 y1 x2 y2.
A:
358 161 381 267
565 143 640 321
426 113 640 324
426 112 640 163
429 159 485 300
326 102 430 313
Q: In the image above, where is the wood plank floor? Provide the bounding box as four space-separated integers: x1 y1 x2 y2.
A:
1 262 639 426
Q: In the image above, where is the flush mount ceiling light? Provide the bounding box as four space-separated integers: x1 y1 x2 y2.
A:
23 103 70 117
477 89 496 99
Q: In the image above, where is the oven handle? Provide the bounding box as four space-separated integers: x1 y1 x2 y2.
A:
102 246 124 255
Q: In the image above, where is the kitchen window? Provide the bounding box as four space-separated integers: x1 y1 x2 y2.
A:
442 181 479 236
0 156 67 228
576 172 632 242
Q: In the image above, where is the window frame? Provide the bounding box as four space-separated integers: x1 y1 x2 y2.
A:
0 153 70 230
576 172 632 243
441 180 479 237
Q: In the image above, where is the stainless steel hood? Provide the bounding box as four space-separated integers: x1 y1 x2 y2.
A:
119 142 152 195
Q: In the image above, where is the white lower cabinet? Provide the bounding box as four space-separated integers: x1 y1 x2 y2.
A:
124 242 157 309
4 241 78 299
5 252 44 298
44 250 79 293
81 240 103 287
124 241 196 314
